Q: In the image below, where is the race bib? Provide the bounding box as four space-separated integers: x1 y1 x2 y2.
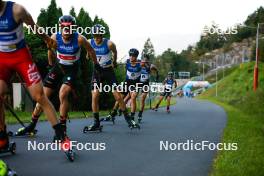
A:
140 74 149 82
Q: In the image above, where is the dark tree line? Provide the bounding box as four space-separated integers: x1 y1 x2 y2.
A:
23 0 118 111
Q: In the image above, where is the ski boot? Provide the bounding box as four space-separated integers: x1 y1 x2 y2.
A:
118 109 122 116
15 122 37 137
130 112 135 121
152 107 158 111
0 160 18 176
0 131 16 155
100 110 116 124
53 123 75 162
124 115 140 130
83 119 103 133
138 111 143 123
166 107 170 114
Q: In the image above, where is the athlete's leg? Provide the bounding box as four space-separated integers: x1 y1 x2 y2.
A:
138 92 148 120
113 101 119 110
123 93 131 104
112 91 127 112
140 92 148 112
92 89 100 114
15 86 55 136
154 95 164 109
166 96 171 111
59 84 72 124
27 82 58 126
90 89 100 128
130 91 138 117
0 79 9 149
32 87 54 121
0 80 8 131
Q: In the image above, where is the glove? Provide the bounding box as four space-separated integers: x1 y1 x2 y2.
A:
94 63 102 72
45 37 57 50
113 61 117 68
46 64 54 72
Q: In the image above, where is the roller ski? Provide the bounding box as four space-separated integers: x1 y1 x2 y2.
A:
83 120 103 133
14 122 37 137
0 142 16 155
166 107 171 114
130 120 140 130
53 123 75 162
61 137 75 162
100 112 116 124
124 115 140 130
138 111 143 123
152 107 158 111
0 132 16 155
0 160 18 176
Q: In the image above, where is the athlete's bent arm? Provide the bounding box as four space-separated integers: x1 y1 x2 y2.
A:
108 41 117 67
80 36 98 64
47 34 57 66
14 4 56 49
174 80 178 88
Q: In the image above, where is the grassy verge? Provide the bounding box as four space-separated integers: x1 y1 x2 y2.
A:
4 111 109 125
199 97 264 176
198 62 264 175
5 95 176 125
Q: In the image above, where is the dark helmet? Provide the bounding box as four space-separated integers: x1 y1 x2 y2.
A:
92 24 104 36
168 72 173 76
59 15 76 26
129 48 139 57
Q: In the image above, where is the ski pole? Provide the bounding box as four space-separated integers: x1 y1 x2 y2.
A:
4 101 25 127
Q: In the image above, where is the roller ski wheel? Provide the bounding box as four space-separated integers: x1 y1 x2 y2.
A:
138 112 143 123
15 127 37 137
83 125 103 133
65 149 75 162
138 117 142 124
7 168 18 176
10 142 16 155
61 137 75 162
7 131 14 137
0 142 16 155
66 150 74 162
100 115 115 124
129 120 140 130
100 115 111 122
0 160 18 176
152 108 158 111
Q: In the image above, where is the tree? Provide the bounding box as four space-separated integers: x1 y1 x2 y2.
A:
37 0 62 28
93 15 111 39
24 0 115 111
153 48 198 80
142 38 155 61
69 7 77 18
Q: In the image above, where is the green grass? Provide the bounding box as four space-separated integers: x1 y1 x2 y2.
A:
5 94 176 125
205 65 239 84
198 62 264 176
4 111 109 125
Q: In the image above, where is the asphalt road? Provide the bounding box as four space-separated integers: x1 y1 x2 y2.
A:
2 98 226 176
